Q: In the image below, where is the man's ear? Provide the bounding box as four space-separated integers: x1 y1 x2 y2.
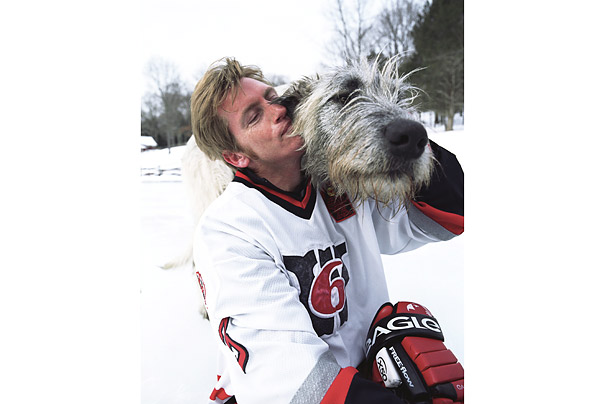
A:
222 151 250 168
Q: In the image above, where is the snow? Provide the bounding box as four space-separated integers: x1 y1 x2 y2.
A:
140 128 465 403
140 145 186 178
141 136 158 148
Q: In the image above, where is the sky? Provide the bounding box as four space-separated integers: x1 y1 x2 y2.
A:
141 0 345 92
139 0 422 96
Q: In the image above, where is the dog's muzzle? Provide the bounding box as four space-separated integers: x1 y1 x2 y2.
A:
383 118 428 160
271 95 299 121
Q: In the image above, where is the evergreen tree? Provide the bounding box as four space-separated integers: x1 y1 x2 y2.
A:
407 0 464 130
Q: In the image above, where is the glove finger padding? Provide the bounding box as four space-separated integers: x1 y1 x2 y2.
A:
364 302 464 403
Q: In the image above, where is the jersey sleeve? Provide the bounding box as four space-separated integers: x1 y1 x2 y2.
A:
370 140 464 255
195 206 407 404
413 140 464 233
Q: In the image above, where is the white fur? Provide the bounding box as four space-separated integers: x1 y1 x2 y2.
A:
164 85 290 270
164 86 289 318
161 137 233 270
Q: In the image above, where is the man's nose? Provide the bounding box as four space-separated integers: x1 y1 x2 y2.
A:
268 101 287 122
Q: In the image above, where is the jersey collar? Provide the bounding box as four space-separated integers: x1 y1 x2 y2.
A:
233 168 316 219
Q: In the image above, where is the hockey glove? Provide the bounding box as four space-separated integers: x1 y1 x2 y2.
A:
364 302 464 403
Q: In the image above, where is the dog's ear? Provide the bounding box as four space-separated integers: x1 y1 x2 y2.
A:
270 77 315 121
289 76 316 100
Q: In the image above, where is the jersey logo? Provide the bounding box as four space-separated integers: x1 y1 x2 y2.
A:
218 317 249 373
283 243 350 336
320 185 356 222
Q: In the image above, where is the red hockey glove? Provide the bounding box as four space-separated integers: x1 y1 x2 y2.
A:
364 302 464 403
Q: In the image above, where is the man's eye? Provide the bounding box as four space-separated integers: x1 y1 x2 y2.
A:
248 112 260 126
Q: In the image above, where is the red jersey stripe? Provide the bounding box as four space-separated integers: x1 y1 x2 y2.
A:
210 387 231 401
235 171 312 209
412 201 464 235
320 367 358 404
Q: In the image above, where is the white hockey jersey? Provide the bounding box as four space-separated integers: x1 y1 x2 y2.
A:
193 151 463 404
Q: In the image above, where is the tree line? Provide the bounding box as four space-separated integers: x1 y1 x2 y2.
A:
328 0 463 131
141 57 191 149
141 0 463 149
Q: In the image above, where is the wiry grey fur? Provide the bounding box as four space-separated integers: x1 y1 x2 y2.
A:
276 56 434 206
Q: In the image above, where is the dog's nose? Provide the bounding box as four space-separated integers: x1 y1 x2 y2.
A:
383 118 428 159
270 95 299 121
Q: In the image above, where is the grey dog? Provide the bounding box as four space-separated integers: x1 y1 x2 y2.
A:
272 56 434 206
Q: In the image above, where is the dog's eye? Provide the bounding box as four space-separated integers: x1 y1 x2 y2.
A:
334 91 354 105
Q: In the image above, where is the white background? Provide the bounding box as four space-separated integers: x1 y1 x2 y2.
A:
2 1 610 403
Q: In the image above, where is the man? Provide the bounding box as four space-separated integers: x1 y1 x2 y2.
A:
190 57 463 403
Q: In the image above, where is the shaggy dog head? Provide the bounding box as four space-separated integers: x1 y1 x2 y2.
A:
273 57 434 206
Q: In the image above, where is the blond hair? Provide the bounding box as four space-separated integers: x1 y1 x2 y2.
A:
190 57 269 162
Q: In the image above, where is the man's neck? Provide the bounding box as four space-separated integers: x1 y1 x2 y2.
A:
259 169 304 193
249 161 304 193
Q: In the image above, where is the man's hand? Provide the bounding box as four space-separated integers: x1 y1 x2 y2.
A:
364 302 464 403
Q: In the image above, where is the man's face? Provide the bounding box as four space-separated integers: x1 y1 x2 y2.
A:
218 77 304 174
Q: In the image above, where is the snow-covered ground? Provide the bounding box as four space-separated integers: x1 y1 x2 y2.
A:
140 127 465 403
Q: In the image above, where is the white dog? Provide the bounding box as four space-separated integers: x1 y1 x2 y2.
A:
164 85 290 318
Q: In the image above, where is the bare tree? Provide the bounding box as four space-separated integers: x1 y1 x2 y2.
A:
326 0 377 64
374 0 422 59
145 57 189 151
